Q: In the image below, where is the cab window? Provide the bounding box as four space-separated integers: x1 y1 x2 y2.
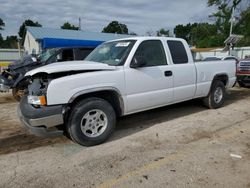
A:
133 40 167 66
167 40 188 64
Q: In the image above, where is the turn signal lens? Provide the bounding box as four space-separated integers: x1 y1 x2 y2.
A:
28 95 47 106
39 96 47 105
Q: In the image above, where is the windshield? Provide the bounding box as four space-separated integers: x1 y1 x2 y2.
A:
38 48 57 62
85 40 136 66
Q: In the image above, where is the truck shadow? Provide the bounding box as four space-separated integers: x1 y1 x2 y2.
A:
0 95 16 104
113 100 205 141
225 87 250 104
0 133 68 155
110 87 250 142
0 87 249 155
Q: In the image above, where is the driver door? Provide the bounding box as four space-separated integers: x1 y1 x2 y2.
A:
124 40 174 114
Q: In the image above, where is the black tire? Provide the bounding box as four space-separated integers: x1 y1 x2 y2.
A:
238 80 246 87
12 82 27 101
203 80 225 109
12 88 21 101
66 97 116 146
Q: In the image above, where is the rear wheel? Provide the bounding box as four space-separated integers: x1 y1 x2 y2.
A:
66 98 116 146
203 80 225 109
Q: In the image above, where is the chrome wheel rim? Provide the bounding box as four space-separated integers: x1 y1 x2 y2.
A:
80 109 108 138
214 87 223 104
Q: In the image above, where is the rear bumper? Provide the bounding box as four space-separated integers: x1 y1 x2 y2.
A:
18 97 64 137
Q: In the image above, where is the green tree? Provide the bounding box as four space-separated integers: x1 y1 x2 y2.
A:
235 6 250 46
190 23 218 46
61 22 79 30
174 22 225 47
156 28 170 36
0 18 5 44
208 0 242 36
102 21 128 34
0 18 5 30
18 19 42 44
0 36 18 48
129 32 137 36
174 24 192 42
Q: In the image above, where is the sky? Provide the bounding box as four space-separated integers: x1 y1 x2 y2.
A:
0 0 233 37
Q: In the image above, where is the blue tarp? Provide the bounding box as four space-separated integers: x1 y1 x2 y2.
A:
42 38 104 49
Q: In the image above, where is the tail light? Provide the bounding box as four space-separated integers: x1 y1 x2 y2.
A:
235 60 239 76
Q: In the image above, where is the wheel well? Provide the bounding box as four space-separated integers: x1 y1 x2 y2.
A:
213 74 228 86
69 90 124 117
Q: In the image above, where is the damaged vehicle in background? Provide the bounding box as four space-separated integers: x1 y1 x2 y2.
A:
202 56 238 62
237 58 250 87
0 47 95 100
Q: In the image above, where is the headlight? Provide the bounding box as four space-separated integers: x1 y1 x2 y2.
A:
28 95 47 106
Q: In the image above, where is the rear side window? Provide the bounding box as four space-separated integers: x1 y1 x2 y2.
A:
133 40 167 66
224 57 236 61
75 48 94 60
167 40 188 64
61 49 74 61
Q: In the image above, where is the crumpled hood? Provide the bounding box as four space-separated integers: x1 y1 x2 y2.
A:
25 61 116 76
8 56 37 70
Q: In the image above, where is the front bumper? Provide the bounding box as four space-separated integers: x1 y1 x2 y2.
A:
18 97 64 137
237 75 250 84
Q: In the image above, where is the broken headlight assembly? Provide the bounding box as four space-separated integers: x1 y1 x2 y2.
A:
27 76 50 106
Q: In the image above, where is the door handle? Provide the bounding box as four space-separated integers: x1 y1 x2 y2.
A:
164 71 172 77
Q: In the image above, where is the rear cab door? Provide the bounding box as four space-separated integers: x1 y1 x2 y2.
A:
164 39 197 102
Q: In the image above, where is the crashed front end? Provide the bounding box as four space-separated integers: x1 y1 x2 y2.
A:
18 74 64 137
17 61 117 137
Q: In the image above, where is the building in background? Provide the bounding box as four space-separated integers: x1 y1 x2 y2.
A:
0 48 24 71
24 27 131 54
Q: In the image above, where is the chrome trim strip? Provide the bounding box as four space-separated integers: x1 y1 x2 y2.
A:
29 114 64 128
17 106 63 137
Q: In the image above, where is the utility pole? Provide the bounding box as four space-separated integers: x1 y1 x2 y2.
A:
17 39 22 59
223 3 242 56
78 17 81 31
228 6 235 55
229 6 235 36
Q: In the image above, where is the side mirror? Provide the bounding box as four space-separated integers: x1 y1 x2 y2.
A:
130 56 147 68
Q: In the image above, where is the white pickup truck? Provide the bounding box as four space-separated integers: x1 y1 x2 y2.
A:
18 37 236 146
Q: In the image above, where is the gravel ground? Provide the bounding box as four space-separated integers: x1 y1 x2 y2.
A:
0 87 250 188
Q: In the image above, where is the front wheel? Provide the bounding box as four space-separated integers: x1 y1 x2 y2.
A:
66 98 116 146
203 80 225 109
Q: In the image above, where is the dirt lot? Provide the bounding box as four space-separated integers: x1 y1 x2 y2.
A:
0 87 250 188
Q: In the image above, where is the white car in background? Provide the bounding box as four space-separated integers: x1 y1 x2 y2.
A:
202 56 238 62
